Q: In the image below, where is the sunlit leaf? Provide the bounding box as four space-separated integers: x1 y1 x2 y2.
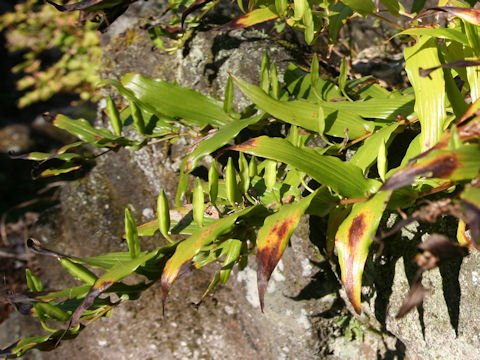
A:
184 114 263 172
404 36 446 151
107 74 232 128
350 122 400 172
257 191 317 311
341 0 374 16
68 250 160 329
39 163 82 177
381 144 480 191
231 73 373 138
335 191 390 313
160 207 257 307
398 27 468 46
217 6 278 30
230 136 380 198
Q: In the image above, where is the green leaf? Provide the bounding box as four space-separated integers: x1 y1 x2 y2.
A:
208 159 219 203
238 152 250 194
39 163 82 177
53 114 115 145
256 191 317 311
350 122 400 172
69 250 160 329
398 27 469 46
220 239 242 284
157 190 171 241
377 139 387 182
338 57 349 99
230 136 380 198
105 95 122 136
260 51 270 93
231 74 376 139
59 258 97 285
223 77 234 114
160 207 257 305
404 36 446 150
341 0 374 16
379 0 401 16
225 157 241 205
110 74 232 128
193 178 205 227
26 269 43 292
125 208 141 259
381 143 480 191
335 191 390 313
328 2 353 45
184 114 263 172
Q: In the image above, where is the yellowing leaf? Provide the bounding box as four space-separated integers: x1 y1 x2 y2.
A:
217 7 278 30
160 207 256 307
404 36 446 151
256 191 317 311
335 191 390 313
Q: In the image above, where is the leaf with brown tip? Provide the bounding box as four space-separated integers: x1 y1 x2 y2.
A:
419 7 480 26
217 7 278 31
256 191 317 311
381 144 480 192
160 206 257 309
335 191 390 314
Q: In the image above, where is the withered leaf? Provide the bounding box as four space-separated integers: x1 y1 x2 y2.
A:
415 234 468 270
396 280 430 318
335 191 390 314
420 59 480 79
27 238 67 258
414 7 480 26
256 192 316 311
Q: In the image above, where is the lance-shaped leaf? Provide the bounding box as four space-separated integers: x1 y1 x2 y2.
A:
115 74 231 128
230 74 374 139
161 207 257 306
420 7 480 26
229 136 379 198
184 114 263 172
52 114 141 148
404 36 446 151
397 27 469 46
47 0 126 12
0 330 79 358
335 191 390 313
350 122 400 172
381 144 480 191
342 0 375 16
217 7 278 30
39 163 83 178
68 250 159 330
257 191 316 311
10 151 82 162
124 208 141 258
